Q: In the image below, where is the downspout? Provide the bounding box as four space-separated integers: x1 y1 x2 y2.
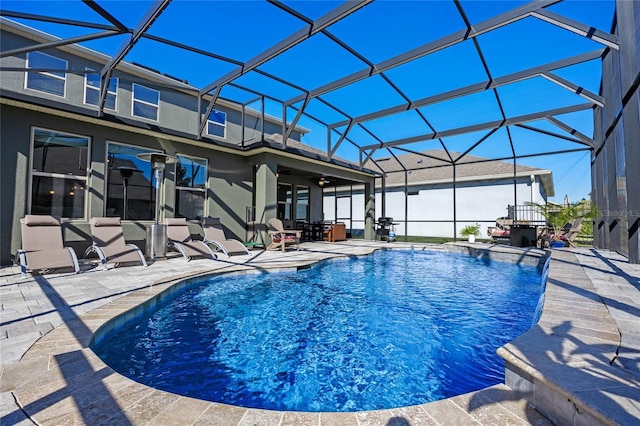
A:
530 174 535 206
349 184 353 234
381 174 386 219
513 157 518 223
333 187 338 223
404 170 409 242
453 163 457 241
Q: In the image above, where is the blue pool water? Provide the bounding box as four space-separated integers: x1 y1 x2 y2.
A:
92 249 545 412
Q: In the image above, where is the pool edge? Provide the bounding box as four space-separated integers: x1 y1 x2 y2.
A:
6 243 636 425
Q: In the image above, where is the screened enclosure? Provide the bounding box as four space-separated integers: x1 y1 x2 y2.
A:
1 0 638 262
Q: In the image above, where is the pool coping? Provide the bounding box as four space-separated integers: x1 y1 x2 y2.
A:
1 242 639 425
497 248 640 425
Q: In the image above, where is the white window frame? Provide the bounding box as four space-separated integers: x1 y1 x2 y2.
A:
25 51 67 98
131 83 159 121
84 68 118 111
206 108 227 138
175 154 208 220
28 127 91 219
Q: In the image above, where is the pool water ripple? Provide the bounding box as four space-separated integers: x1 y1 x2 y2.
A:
92 249 545 412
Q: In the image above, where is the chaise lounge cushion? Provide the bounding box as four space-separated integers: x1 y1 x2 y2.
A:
22 215 61 227
272 235 298 243
91 217 122 227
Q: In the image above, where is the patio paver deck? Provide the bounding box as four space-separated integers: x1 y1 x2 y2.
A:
1 241 639 425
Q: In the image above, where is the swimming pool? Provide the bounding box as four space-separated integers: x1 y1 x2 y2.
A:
92 249 546 412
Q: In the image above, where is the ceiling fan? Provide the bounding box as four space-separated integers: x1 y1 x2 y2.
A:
318 177 331 187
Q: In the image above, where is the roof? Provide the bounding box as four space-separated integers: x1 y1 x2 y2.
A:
366 150 555 196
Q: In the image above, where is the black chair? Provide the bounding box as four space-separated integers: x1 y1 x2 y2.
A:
376 217 393 240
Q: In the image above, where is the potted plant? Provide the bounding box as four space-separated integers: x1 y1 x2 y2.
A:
533 200 599 248
460 223 481 243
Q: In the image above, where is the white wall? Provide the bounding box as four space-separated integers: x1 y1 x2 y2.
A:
324 176 547 239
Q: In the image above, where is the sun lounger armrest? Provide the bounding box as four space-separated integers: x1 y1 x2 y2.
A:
126 243 148 267
17 249 27 278
84 244 108 270
66 246 81 274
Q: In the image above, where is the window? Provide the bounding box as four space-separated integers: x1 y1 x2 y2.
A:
85 70 118 110
206 109 227 138
25 51 67 97
106 143 156 220
296 185 309 221
30 128 89 218
277 183 292 221
132 83 159 121
175 155 207 220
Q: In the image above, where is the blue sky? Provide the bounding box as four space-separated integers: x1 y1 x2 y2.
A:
3 0 616 203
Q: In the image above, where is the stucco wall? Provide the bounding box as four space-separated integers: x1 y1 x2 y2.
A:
324 177 546 239
0 29 302 148
0 104 254 265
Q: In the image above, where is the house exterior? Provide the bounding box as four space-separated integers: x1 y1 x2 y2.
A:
0 19 376 265
323 150 554 239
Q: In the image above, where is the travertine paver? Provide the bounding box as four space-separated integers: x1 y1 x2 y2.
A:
499 248 640 425
0 242 639 425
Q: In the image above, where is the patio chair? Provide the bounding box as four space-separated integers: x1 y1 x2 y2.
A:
560 217 584 248
201 217 250 257
267 218 301 252
539 218 584 248
18 215 80 278
86 217 147 269
164 218 217 261
323 222 347 242
488 217 513 243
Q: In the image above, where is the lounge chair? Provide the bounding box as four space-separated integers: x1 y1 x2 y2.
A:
267 218 301 252
201 217 250 257
488 217 513 243
563 218 584 247
18 215 80 278
85 217 147 269
164 218 217 261
556 217 584 248
539 218 584 248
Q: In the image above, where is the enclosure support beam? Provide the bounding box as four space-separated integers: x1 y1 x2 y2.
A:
98 0 171 115
364 180 376 240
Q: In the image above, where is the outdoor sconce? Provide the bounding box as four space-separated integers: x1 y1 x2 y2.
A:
318 178 325 187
